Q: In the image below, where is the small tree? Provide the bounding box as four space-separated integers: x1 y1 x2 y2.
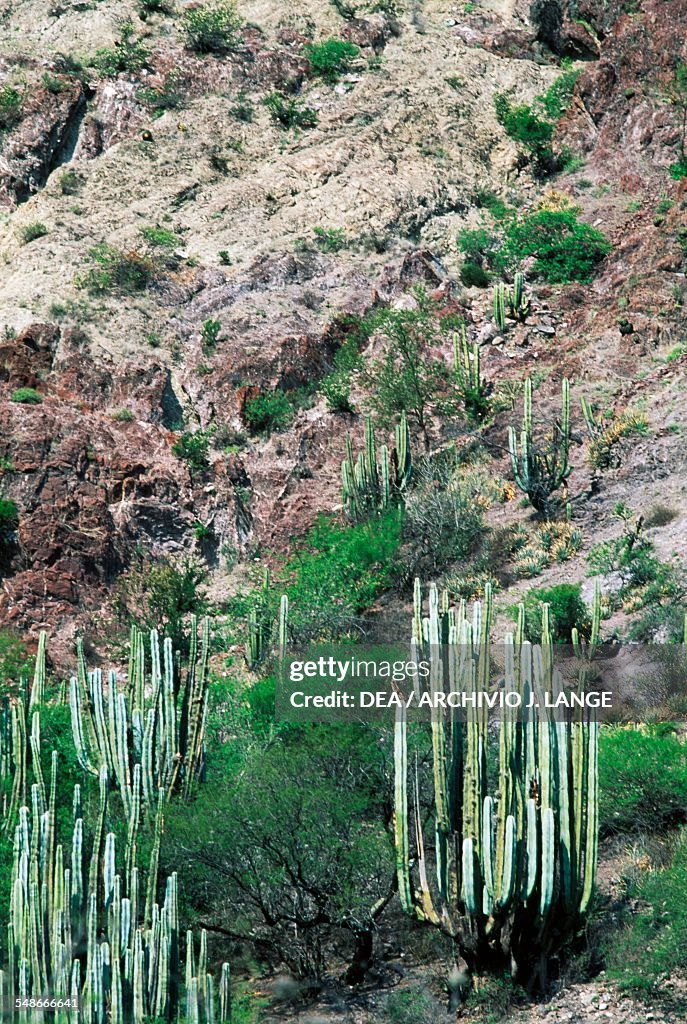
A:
363 307 453 450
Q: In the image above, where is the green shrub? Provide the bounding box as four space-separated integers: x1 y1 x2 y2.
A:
313 226 346 252
385 988 437 1024
59 169 82 195
320 370 354 412
0 629 28 694
304 38 359 82
0 86 21 131
20 222 48 243
263 91 318 129
669 157 687 180
92 22 149 75
511 582 590 643
10 388 43 405
599 728 687 838
77 243 154 294
538 67 581 120
606 829 687 994
494 93 554 169
140 225 178 248
460 261 490 287
0 498 19 543
182 1 242 54
499 209 611 283
244 391 294 434
112 408 134 422
457 226 498 267
172 430 211 475
200 318 222 354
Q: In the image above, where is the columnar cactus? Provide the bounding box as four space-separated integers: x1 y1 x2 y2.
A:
492 275 530 332
341 414 411 521
246 570 271 670
453 328 490 420
394 581 600 979
493 283 507 331
0 754 231 1022
508 377 571 517
69 617 210 808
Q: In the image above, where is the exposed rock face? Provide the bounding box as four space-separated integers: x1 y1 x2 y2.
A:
0 0 686 653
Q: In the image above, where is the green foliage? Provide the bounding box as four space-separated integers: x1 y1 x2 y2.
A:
162 722 393 978
59 168 82 195
263 91 318 129
385 988 437 1024
304 38 360 82
599 728 687 838
669 156 687 179
319 313 375 412
362 303 455 448
606 829 687 994
0 85 21 131
20 222 48 243
137 75 182 116
140 225 178 248
494 93 554 169
499 209 611 283
115 557 207 646
0 629 28 696
513 583 590 643
200 318 222 354
460 261 490 287
0 498 19 548
457 226 498 267
284 510 402 638
321 371 353 411
244 390 294 434
77 243 154 294
172 430 212 475
10 387 43 404
112 408 134 422
182 1 242 54
92 22 149 75
538 68 581 119
313 225 347 252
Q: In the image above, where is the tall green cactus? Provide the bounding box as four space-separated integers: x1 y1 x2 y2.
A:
69 618 210 808
492 275 530 331
453 328 491 420
394 581 600 979
0 753 230 1022
246 570 271 670
341 414 411 521
508 377 571 517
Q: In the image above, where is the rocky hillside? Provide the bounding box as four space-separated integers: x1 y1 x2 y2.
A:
0 0 685 661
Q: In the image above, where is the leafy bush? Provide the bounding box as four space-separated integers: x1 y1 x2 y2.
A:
0 86 21 131
10 388 43 405
511 582 590 643
77 243 154 294
0 498 19 543
304 38 359 82
494 93 554 169
313 226 347 252
457 226 498 267
0 629 28 694
320 371 353 412
599 728 687 838
499 209 611 283
200 318 222 354
172 430 212 475
283 510 403 639
182 1 242 54
460 261 490 287
92 22 149 75
115 556 207 648
59 169 82 195
20 222 48 243
404 457 486 574
244 391 294 434
140 225 178 248
606 828 687 993
112 408 134 422
538 67 581 120
669 157 687 180
263 91 318 129
385 988 437 1024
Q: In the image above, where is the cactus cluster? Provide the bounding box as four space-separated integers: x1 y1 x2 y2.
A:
508 377 571 517
69 618 210 807
0 752 230 1022
453 328 491 420
394 581 600 978
493 273 530 331
341 414 411 521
